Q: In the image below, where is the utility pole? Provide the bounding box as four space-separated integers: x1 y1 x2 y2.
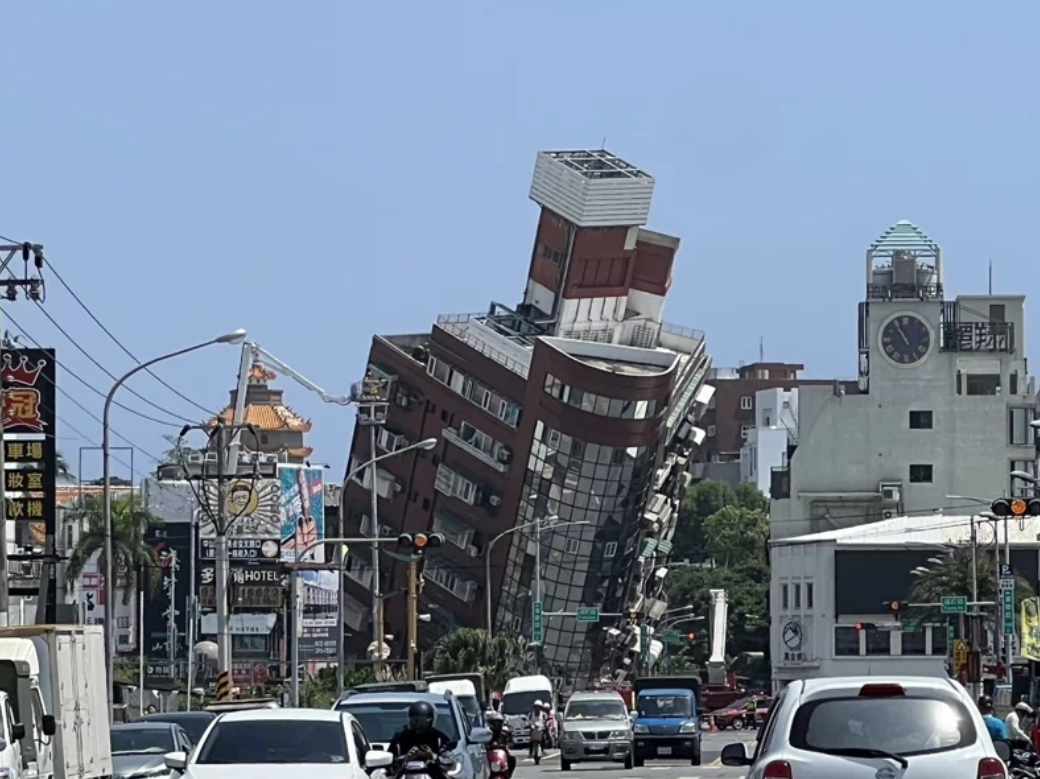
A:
0 242 46 626
406 558 419 680
352 373 389 676
166 551 179 684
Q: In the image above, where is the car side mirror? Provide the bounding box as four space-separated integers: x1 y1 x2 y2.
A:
10 723 25 741
163 752 188 772
469 727 492 746
721 742 753 767
41 715 56 736
365 750 394 769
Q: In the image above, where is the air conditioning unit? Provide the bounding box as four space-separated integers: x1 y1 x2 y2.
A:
466 544 480 558
395 392 414 409
487 494 502 507
497 447 512 464
882 509 898 520
187 453 205 465
879 482 902 504
204 452 219 463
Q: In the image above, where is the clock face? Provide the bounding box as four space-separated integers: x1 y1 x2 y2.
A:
880 314 932 366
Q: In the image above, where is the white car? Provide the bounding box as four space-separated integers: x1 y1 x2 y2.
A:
722 676 1008 779
162 708 393 779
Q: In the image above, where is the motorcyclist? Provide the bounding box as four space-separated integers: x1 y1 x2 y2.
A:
388 700 454 774
979 695 1010 741
485 711 515 777
1006 700 1034 746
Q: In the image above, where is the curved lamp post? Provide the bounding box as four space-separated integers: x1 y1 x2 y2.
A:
102 329 246 721
483 517 592 640
333 436 438 695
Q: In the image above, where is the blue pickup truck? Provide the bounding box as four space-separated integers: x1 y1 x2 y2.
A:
631 677 701 766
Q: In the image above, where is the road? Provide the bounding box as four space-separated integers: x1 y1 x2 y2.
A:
512 730 757 779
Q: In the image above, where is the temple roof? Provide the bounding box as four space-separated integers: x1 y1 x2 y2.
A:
208 404 313 432
249 363 277 382
285 446 314 459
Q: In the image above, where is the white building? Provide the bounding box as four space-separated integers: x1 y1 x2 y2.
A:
740 387 798 496
770 220 1038 540
770 513 1039 688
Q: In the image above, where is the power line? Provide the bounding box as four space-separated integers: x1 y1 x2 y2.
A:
5 309 182 429
3 315 164 464
0 232 218 420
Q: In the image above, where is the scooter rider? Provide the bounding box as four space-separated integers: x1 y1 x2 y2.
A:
979 695 1010 741
389 700 455 778
486 711 516 777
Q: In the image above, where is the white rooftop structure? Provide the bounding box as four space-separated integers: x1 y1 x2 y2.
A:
775 512 1040 548
529 149 656 228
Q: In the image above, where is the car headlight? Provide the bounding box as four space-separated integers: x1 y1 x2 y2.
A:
610 730 631 740
679 722 699 733
633 723 649 734
562 731 582 741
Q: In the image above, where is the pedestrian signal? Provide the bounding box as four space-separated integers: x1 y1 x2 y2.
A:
990 498 1040 518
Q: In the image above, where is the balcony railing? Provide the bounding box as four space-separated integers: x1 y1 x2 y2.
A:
866 282 944 301
436 314 531 378
941 322 1015 354
442 427 509 473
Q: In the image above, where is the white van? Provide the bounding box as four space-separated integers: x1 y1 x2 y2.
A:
501 675 554 748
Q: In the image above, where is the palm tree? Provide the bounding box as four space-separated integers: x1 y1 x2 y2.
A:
429 628 526 692
63 496 164 602
908 547 1034 627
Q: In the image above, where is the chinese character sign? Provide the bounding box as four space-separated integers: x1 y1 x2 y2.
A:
2 350 55 435
279 466 325 562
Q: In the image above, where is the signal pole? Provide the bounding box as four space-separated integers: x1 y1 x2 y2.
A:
0 242 46 624
397 532 443 680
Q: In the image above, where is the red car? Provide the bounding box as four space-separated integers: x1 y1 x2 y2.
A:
711 695 771 730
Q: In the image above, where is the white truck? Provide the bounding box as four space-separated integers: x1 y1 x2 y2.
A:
500 674 555 748
0 625 112 779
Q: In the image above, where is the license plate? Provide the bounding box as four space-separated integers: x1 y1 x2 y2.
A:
658 747 672 756
587 744 606 753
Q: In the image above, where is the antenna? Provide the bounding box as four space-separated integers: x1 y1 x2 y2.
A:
759 336 764 363
989 260 993 295
600 137 607 150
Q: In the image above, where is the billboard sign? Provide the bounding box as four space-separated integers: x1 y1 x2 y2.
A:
279 466 325 562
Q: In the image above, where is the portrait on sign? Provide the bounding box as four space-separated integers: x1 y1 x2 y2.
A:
196 478 280 539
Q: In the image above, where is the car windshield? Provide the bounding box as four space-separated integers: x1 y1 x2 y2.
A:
111 727 175 755
639 695 691 718
143 714 214 744
502 691 549 716
791 696 975 757
338 701 459 743
196 720 349 764
565 700 628 720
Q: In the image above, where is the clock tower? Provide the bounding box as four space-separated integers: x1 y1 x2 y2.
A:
858 220 944 392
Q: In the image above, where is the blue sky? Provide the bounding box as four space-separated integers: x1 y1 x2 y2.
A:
2 2 1038 479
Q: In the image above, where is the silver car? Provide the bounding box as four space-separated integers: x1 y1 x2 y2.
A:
559 692 633 771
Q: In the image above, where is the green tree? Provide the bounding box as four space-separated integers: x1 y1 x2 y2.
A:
672 480 768 562
703 506 769 568
55 451 72 478
161 434 201 466
907 548 1034 626
429 628 525 691
64 496 165 602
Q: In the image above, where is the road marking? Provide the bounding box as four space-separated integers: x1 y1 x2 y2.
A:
519 749 560 763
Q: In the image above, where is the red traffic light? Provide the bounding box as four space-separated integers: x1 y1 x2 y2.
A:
855 622 877 631
687 632 697 641
991 498 1040 518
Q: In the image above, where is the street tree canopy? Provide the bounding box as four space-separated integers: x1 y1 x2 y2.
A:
428 628 526 692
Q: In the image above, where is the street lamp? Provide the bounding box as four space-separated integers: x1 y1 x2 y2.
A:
483 516 590 639
102 329 246 722
332 437 437 694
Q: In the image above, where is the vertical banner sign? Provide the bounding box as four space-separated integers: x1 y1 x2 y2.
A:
1000 564 1016 637
532 601 544 644
2 349 57 621
639 623 650 665
1021 597 1040 662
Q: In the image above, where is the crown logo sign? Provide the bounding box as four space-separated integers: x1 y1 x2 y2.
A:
1 354 46 387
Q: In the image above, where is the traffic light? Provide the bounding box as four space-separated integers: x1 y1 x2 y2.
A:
686 632 697 641
855 622 877 631
397 532 445 552
990 497 1040 518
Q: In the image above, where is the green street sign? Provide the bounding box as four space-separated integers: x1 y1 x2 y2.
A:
659 629 683 643
1002 586 1016 636
941 596 968 614
947 622 955 643
576 606 600 623
532 601 544 644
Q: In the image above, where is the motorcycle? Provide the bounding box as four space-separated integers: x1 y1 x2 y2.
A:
488 744 511 779
995 741 1040 779
391 747 462 779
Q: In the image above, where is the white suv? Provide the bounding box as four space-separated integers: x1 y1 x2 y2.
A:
722 676 1008 779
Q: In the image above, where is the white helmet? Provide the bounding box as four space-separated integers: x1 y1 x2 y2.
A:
533 700 543 708
1017 701 1034 715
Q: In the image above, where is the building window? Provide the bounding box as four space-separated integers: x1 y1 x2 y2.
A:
564 538 580 554
1011 461 1036 497
781 584 789 610
865 629 891 655
806 583 814 610
603 541 617 558
1009 407 1034 446
707 425 717 437
427 355 521 427
740 396 754 411
757 369 769 379
741 425 753 441
434 464 477 504
909 410 933 430
990 303 1006 322
901 628 926 656
375 427 406 452
909 464 933 483
965 373 1001 396
543 374 661 420
930 626 948 656
834 626 860 656
708 396 716 410
793 584 801 609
